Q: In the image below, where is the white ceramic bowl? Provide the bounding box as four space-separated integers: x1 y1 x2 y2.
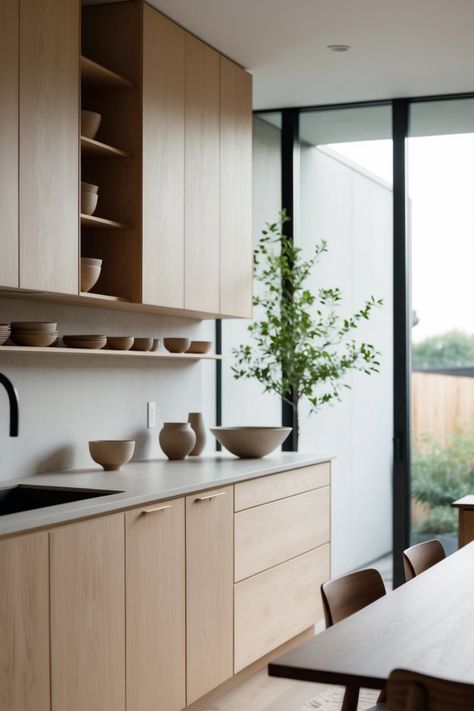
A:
210 426 292 458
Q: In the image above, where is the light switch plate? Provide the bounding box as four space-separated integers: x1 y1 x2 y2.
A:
147 401 156 429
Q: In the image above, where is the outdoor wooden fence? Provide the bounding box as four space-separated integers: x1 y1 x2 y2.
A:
412 371 474 443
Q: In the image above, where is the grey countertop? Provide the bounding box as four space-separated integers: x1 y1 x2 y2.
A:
0 452 332 538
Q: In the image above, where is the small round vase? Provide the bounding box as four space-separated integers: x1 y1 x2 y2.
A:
159 422 196 460
188 412 206 456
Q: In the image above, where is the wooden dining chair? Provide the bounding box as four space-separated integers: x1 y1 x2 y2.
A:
386 668 474 710
402 539 446 582
321 569 386 710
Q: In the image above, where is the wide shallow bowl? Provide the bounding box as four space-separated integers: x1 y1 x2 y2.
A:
131 337 153 352
89 440 135 471
81 263 102 292
106 336 134 351
63 335 107 349
187 340 212 354
81 110 102 139
81 190 98 216
81 181 99 194
163 337 191 353
11 321 57 332
10 332 58 347
210 426 292 459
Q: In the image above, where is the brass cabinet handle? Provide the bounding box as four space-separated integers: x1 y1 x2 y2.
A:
142 504 172 514
194 492 226 503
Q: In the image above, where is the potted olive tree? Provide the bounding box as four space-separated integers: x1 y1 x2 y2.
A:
232 212 383 450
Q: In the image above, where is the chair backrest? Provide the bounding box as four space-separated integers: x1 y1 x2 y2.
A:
387 669 474 711
320 568 386 628
402 539 446 582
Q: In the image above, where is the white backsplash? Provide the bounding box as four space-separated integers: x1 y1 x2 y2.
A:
0 297 216 481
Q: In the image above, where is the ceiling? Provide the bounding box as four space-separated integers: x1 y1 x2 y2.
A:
146 0 474 110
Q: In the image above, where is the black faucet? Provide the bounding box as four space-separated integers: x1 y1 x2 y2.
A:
0 372 19 437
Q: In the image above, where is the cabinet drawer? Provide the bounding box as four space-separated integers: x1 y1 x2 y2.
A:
234 545 329 672
234 462 330 511
235 487 330 581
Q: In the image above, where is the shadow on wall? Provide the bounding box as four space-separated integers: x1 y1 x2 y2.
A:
33 446 75 475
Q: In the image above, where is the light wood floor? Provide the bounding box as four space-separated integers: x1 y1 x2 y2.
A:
199 668 329 711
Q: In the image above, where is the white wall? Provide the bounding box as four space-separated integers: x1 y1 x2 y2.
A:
0 298 215 481
299 145 393 574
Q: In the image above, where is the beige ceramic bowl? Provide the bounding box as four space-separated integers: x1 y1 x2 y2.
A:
151 338 160 351
81 258 102 292
164 337 191 353
131 337 153 352
0 328 11 346
81 110 102 139
210 426 292 459
89 440 135 471
187 340 212 354
81 181 99 194
63 335 107 349
11 332 58 347
81 191 98 216
107 336 134 351
11 322 57 332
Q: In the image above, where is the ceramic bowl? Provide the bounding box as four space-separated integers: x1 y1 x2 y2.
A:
81 181 99 194
163 337 191 353
210 426 292 459
0 329 11 346
63 335 107 349
81 110 102 139
131 337 153 352
89 440 135 471
106 336 134 351
10 332 58 347
81 258 102 292
187 340 212 354
81 190 98 216
151 338 160 352
11 322 57 332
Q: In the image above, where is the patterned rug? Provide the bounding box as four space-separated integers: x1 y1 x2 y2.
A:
301 686 379 710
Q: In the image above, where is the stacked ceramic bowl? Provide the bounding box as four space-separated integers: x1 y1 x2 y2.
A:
81 181 99 216
10 322 58 347
81 257 102 292
0 323 11 346
63 335 107 350
81 110 101 140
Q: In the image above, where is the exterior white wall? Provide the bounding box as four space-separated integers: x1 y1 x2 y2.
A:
299 145 393 574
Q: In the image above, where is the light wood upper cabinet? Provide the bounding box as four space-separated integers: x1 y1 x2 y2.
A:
126 499 186 711
0 0 19 289
0 532 50 711
50 514 125 711
184 34 220 314
186 487 234 704
220 57 253 317
19 0 79 294
142 6 185 309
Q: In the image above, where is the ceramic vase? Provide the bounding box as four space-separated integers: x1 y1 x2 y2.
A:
159 422 196 460
188 412 206 456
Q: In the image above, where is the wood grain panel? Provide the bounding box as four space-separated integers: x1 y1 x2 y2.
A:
50 514 125 711
235 545 329 672
0 0 18 288
0 533 50 711
142 5 185 308
19 0 79 294
186 486 234 703
235 462 331 511
220 57 253 317
126 499 186 711
460 509 474 546
235 487 330 581
184 34 220 314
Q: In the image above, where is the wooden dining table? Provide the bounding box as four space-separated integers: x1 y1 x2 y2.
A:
268 541 474 710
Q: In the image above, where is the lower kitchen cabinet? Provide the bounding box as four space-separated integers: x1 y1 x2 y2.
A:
186 486 234 704
0 532 50 711
50 514 126 711
126 499 186 711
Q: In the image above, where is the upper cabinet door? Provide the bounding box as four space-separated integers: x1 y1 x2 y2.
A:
142 6 185 309
19 0 79 294
0 0 19 288
220 58 253 317
184 35 220 314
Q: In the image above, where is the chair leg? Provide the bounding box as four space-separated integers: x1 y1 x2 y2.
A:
341 684 360 711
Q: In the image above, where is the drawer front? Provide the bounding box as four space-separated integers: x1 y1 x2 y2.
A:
234 545 329 672
234 462 330 511
235 487 330 581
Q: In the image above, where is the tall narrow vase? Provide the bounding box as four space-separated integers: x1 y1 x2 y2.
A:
188 412 206 456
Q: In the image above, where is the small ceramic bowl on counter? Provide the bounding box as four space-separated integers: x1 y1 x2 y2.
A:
89 440 135 471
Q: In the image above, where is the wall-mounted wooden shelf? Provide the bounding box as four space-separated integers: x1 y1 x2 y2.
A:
80 214 129 230
0 345 221 362
81 55 134 90
79 292 131 303
81 136 129 158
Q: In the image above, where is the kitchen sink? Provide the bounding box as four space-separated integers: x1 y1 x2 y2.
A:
0 484 123 516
